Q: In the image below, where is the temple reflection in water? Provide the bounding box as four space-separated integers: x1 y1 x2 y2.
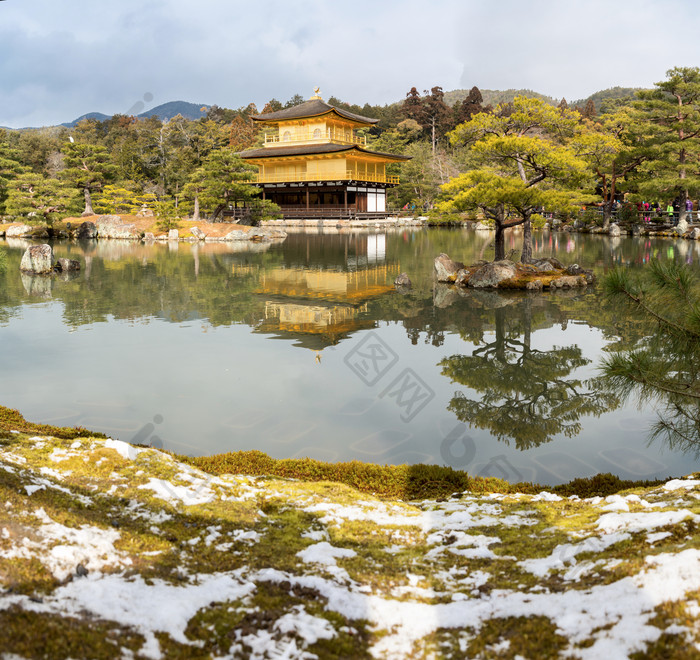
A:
255 232 398 350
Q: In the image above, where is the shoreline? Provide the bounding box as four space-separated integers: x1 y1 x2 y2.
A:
3 214 700 243
0 405 669 499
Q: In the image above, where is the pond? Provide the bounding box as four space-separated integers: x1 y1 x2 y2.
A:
1 227 699 486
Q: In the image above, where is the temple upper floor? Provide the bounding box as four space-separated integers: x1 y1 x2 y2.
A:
251 92 379 149
263 120 367 148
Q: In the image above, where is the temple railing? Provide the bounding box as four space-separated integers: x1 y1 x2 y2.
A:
246 171 399 185
264 128 366 147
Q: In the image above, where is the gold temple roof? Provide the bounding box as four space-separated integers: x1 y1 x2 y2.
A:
251 99 379 126
239 143 410 162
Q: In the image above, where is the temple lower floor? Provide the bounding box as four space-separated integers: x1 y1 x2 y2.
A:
256 181 393 218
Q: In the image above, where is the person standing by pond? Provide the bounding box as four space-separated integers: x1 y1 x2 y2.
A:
667 202 675 224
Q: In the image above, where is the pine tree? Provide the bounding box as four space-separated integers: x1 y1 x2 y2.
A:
0 135 26 215
446 97 590 261
454 86 485 125
60 141 115 215
601 260 700 449
582 99 596 119
422 86 453 153
574 106 648 228
631 67 700 221
184 148 258 221
6 172 75 225
401 87 425 125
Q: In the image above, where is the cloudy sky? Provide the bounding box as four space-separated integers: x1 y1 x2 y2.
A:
1 0 699 128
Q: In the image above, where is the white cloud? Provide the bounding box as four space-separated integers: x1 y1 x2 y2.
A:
0 0 698 127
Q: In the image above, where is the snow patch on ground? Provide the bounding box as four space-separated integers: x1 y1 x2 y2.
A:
596 509 699 534
17 571 255 658
138 477 214 506
0 507 129 580
104 438 142 461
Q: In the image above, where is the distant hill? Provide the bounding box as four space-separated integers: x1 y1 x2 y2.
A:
442 86 646 112
60 100 209 128
570 87 644 109
137 101 209 121
61 111 112 128
443 88 559 108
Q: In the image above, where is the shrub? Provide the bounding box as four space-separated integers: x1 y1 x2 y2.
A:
426 211 467 226
95 186 156 215
531 213 547 229
249 199 282 223
154 200 181 232
579 208 602 227
617 203 638 224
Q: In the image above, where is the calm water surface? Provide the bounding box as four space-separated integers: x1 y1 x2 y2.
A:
1 228 699 485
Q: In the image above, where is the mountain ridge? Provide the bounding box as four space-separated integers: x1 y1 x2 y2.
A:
60 100 210 128
8 86 648 131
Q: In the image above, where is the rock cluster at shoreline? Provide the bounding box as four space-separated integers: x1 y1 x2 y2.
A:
434 253 595 291
0 216 287 243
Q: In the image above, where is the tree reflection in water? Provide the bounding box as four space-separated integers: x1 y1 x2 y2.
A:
601 261 700 457
440 298 619 449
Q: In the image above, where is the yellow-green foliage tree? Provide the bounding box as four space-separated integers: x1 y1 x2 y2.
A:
443 97 591 261
441 170 576 259
574 107 647 229
93 185 156 215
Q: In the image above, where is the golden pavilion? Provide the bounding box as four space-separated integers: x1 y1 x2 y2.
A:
240 89 410 219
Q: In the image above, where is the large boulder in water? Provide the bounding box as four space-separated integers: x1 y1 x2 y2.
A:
190 226 206 240
96 215 140 240
20 244 54 274
56 258 80 272
434 253 465 282
468 260 517 288
77 221 97 240
394 273 412 288
6 224 33 238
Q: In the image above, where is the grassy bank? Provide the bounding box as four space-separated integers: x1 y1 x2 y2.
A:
0 406 664 500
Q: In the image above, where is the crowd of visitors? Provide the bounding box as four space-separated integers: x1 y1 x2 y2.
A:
628 199 699 225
